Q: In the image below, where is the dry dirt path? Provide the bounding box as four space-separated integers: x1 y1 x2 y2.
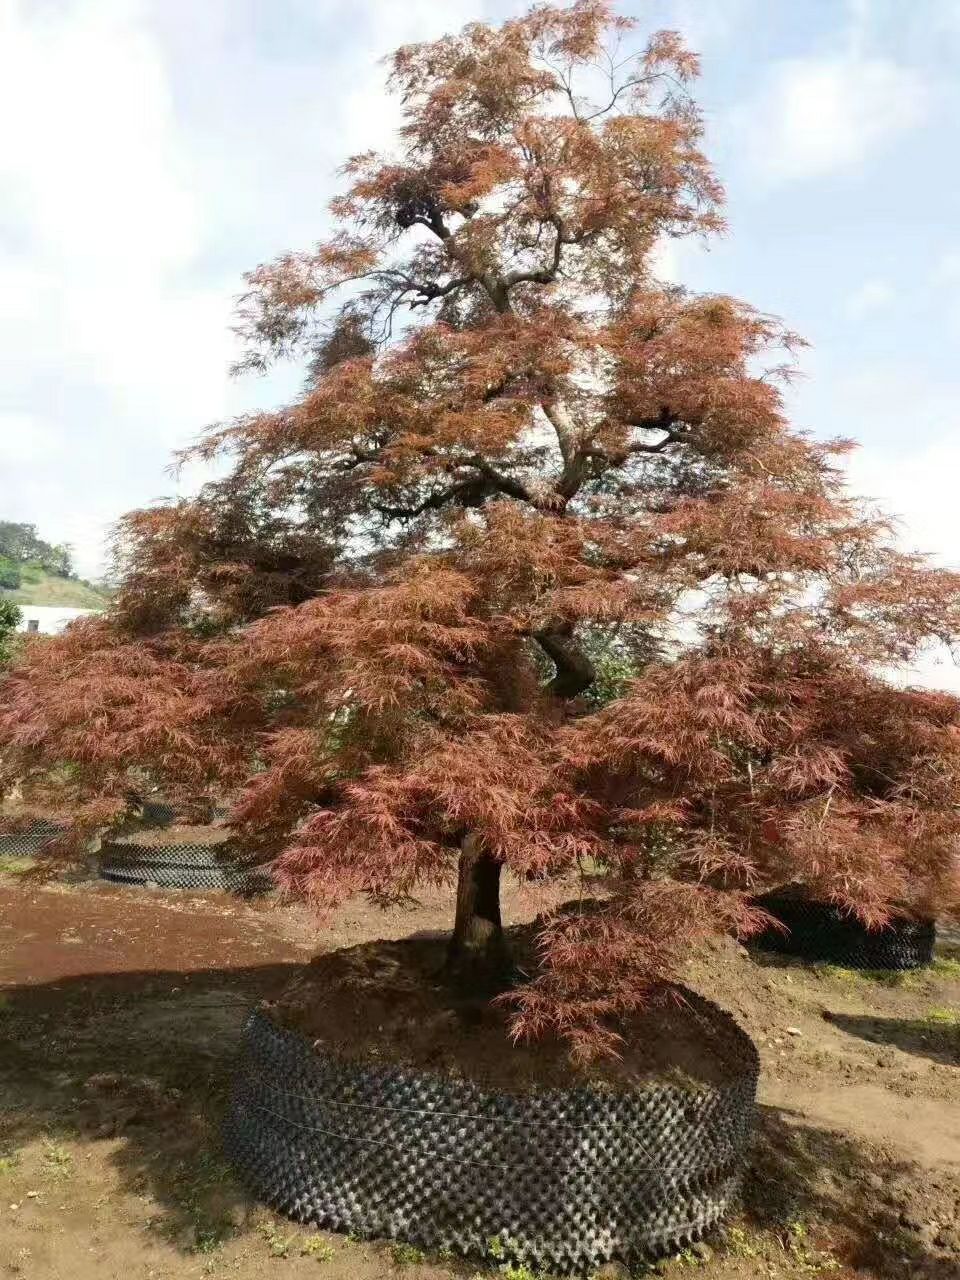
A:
0 875 957 1280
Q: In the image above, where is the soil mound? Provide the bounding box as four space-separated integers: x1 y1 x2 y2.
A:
266 931 755 1093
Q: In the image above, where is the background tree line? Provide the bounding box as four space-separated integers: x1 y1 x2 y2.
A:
0 521 73 589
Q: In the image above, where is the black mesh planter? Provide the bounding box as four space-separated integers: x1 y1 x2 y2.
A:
137 799 230 826
750 891 935 970
223 993 759 1273
99 829 272 895
0 818 68 859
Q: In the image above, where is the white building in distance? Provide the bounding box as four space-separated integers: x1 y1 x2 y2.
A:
14 605 101 635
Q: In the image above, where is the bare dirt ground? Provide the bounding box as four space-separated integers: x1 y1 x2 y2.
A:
0 867 957 1280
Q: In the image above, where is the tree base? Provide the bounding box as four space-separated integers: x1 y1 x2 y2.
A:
227 942 759 1273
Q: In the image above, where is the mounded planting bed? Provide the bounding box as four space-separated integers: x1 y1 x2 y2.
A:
99 825 272 895
224 936 760 1273
750 890 935 970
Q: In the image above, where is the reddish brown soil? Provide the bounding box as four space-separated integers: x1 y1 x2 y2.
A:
0 872 958 1279
270 933 749 1091
105 824 235 849
0 880 304 983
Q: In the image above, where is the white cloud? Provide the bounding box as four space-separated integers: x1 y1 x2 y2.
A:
0 0 236 575
0 0 492 579
846 432 960 571
0 415 63 467
845 278 895 317
846 433 960 693
934 248 960 282
736 53 929 183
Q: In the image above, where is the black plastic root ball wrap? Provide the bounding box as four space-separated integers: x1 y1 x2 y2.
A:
750 891 935 970
0 818 68 858
223 993 760 1273
99 834 272 895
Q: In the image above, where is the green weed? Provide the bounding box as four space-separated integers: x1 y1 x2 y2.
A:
193 1224 233 1255
479 1236 547 1279
724 1225 761 1259
390 1241 426 1265
674 1246 707 1267
170 1148 237 1254
301 1236 336 1262
486 1236 509 1261
41 1141 73 1177
783 1220 840 1274
0 856 34 876
258 1220 297 1258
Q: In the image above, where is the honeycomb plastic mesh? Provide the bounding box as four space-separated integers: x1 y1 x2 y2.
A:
0 819 67 858
223 994 759 1273
750 893 935 970
99 837 271 895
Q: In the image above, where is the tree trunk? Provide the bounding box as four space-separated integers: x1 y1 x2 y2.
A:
446 833 509 984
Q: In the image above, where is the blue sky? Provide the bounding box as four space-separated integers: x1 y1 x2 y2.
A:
1 0 959 678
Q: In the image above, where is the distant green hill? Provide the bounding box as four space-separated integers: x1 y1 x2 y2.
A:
1 562 111 609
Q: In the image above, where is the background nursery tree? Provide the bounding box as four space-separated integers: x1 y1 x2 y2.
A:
2 0 959 1059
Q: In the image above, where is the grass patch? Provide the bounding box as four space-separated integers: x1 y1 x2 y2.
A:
0 855 35 877
814 964 861 985
723 1225 762 1259
932 955 960 980
782 1220 840 1274
923 1006 960 1029
2 566 109 608
164 1148 239 1255
814 963 936 990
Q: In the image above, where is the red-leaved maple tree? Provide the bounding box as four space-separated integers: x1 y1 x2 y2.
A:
3 1 959 1059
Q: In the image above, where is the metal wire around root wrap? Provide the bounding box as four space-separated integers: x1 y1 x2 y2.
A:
223 995 759 1274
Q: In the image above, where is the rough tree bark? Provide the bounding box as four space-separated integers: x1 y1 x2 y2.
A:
446 629 596 987
446 833 510 983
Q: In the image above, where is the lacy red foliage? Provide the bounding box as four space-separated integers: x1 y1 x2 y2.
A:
2 1 958 1059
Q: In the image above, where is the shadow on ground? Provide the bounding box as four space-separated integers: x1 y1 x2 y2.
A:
822 1011 959 1068
745 1107 959 1280
1 964 957 1277
0 962 299 1251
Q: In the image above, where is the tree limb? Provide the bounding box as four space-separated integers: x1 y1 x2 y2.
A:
534 621 596 698
372 458 532 520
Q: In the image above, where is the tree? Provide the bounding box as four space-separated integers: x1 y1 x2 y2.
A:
0 521 73 577
0 600 21 667
0 523 39 563
1 1 959 1060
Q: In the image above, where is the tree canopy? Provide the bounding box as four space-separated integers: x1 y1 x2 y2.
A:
0 521 73 581
2 0 959 1059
